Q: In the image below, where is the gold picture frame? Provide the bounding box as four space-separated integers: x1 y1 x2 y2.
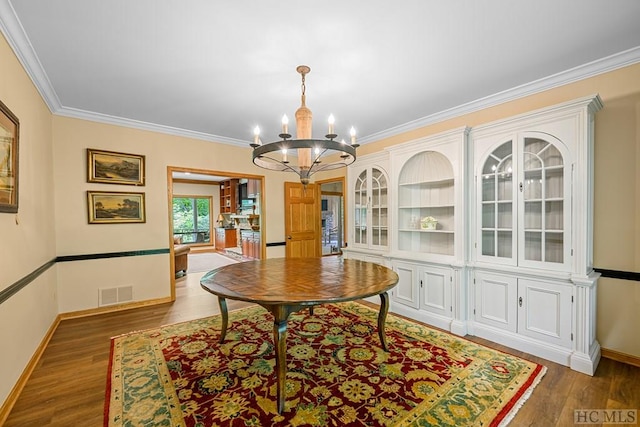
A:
87 148 145 186
0 100 19 213
87 191 146 224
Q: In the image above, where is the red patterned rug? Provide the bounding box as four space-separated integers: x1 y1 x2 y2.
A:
105 302 545 426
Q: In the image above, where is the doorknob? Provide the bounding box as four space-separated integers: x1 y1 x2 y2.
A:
286 235 292 240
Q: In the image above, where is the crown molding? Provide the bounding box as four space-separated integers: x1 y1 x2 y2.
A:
358 46 640 145
55 106 249 147
0 0 62 111
2 2 639 147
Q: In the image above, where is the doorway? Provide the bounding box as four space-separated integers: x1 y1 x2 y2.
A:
167 166 265 301
318 177 345 256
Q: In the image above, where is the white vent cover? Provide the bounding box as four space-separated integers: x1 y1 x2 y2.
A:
99 286 134 306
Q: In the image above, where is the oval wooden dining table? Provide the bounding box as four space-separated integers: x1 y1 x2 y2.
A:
200 256 399 414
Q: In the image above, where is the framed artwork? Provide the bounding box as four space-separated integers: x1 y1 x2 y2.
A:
87 148 145 186
87 191 146 224
0 100 19 213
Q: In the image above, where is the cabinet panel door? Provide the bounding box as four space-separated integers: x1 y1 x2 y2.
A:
518 279 572 347
392 262 419 309
474 272 517 332
419 266 452 318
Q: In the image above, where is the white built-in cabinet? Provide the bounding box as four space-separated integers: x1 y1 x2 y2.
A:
345 128 468 336
348 152 390 259
387 128 468 335
469 96 602 375
343 96 602 375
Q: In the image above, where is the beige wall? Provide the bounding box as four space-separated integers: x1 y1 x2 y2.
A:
0 35 58 405
51 115 291 311
593 93 640 357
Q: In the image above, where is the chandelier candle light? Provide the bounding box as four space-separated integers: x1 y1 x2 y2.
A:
250 65 358 185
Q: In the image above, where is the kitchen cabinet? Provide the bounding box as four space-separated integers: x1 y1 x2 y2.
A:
240 230 261 259
215 227 237 251
220 179 238 213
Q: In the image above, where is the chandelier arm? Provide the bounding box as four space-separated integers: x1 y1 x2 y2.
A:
253 154 299 174
311 147 330 164
309 158 355 173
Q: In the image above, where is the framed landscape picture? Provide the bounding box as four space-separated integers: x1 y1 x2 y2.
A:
87 148 145 186
0 100 19 213
87 191 146 224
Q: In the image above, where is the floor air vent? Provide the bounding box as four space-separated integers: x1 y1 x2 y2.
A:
99 286 133 306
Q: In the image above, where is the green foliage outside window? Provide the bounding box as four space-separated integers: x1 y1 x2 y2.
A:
173 197 211 243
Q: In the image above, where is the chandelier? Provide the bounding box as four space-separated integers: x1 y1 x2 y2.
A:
250 65 358 185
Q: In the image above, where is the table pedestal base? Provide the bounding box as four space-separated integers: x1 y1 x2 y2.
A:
216 292 390 414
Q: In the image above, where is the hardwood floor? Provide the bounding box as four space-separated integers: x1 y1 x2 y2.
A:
4 272 639 426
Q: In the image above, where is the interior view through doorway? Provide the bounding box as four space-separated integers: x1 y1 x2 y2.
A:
167 167 265 300
318 178 345 256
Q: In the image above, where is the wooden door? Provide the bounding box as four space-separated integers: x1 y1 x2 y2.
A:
284 182 320 257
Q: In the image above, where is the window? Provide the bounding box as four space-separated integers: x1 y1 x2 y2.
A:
173 196 212 244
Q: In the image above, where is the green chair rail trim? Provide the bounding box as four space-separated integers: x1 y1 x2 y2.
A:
1 253 636 306
266 241 286 247
0 248 170 305
0 259 57 305
56 248 169 262
594 268 640 282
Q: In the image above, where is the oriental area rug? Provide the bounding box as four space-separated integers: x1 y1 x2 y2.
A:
105 302 546 427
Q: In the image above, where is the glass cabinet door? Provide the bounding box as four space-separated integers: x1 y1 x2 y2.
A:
354 170 367 245
480 141 514 261
479 136 568 268
522 137 565 264
353 167 388 249
370 168 388 247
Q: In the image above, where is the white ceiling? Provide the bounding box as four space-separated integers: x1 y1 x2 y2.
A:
2 1 640 147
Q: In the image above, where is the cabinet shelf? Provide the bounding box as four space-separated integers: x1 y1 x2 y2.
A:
399 204 454 209
355 187 388 193
524 198 563 203
482 200 512 204
524 165 564 173
399 228 454 234
399 178 454 187
219 179 238 214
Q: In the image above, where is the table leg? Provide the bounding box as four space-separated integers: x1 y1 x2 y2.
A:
218 297 228 344
273 315 288 414
378 292 390 352
265 304 304 414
